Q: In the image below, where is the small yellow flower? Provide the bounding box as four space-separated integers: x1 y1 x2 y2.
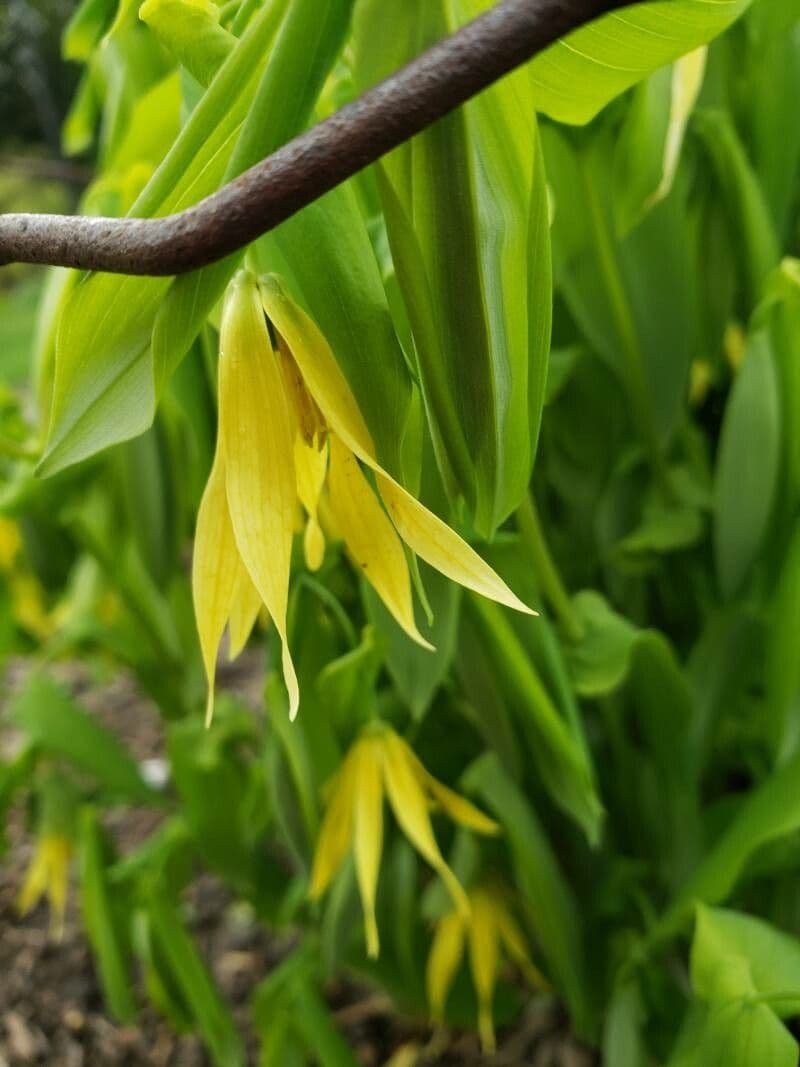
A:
10 572 55 640
17 834 73 939
192 271 533 723
0 517 21 571
426 885 547 1053
309 723 498 958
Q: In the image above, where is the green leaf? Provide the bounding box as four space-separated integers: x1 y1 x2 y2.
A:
464 752 592 1036
528 0 752 125
466 595 603 844
653 749 800 943
354 0 551 535
713 329 780 599
63 0 117 61
668 999 796 1067
147 890 245 1067
139 0 235 88
613 50 706 236
603 980 649 1067
694 110 780 308
543 125 696 445
79 807 138 1022
692 905 800 1013
364 562 460 721
39 0 289 476
8 672 154 804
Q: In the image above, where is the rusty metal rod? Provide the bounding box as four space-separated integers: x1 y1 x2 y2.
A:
0 0 623 276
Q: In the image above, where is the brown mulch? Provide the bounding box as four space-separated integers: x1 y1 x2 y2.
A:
0 658 596 1067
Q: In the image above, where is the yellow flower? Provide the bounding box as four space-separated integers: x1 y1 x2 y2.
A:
426 885 547 1053
192 270 533 723
309 723 498 958
10 572 55 640
17 834 73 939
0 517 21 571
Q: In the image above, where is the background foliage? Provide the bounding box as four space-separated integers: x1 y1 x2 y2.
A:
3 0 800 1064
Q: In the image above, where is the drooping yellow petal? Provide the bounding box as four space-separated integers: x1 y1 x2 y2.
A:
376 476 534 615
259 275 533 617
0 517 21 571
400 739 499 836
44 837 71 940
227 565 263 660
18 848 49 916
218 271 299 719
492 895 548 990
426 909 466 1021
328 436 432 650
309 749 359 900
192 448 242 726
295 437 328 572
380 730 469 919
468 890 500 1054
18 836 71 940
352 736 384 958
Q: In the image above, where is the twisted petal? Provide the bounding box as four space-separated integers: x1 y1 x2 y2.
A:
492 894 548 990
381 730 469 918
192 448 242 725
309 750 358 900
352 736 384 958
426 910 466 1021
259 276 533 617
328 436 432 649
402 740 499 836
219 271 299 719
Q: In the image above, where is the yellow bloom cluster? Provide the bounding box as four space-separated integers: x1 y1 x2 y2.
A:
309 723 498 958
193 270 533 723
427 885 547 1052
17 834 73 940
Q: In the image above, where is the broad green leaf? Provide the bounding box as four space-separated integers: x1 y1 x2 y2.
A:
667 999 796 1067
692 905 800 1014
653 749 800 943
140 0 235 88
79 807 138 1022
8 672 154 804
528 0 752 125
713 329 780 599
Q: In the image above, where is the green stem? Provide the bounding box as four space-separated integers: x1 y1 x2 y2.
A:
581 160 673 498
516 492 583 643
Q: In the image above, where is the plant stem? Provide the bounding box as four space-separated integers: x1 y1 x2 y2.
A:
516 492 584 643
